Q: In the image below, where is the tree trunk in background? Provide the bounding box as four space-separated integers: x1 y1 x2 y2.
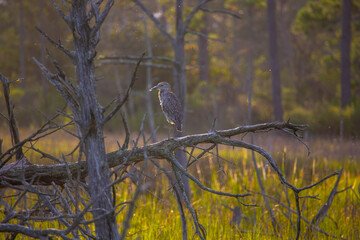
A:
19 0 26 88
341 0 351 108
246 7 255 125
173 0 190 198
340 0 352 138
144 18 157 143
279 0 295 83
198 14 214 124
247 7 279 234
39 0 47 97
198 16 210 84
71 2 119 238
266 0 283 121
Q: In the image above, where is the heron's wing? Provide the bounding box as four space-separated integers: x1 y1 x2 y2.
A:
162 92 183 131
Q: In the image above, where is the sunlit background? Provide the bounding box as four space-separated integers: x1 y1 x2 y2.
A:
0 0 359 136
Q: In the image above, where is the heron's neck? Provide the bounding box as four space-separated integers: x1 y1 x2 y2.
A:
158 89 169 103
159 89 169 96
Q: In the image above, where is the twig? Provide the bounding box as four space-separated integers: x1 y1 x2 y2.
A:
121 111 130 150
103 52 145 124
35 27 75 62
119 147 149 239
99 55 176 64
173 163 205 240
149 158 188 239
185 29 225 42
182 0 210 33
0 73 23 160
307 168 343 235
132 0 175 44
200 7 243 19
91 0 115 39
247 189 345 239
99 58 173 70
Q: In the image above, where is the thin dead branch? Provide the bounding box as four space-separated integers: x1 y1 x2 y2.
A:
99 55 176 64
0 73 23 160
182 0 210 34
132 0 175 44
103 52 145 124
98 58 173 70
200 7 243 19
35 27 75 62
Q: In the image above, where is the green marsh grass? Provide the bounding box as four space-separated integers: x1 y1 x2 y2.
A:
1 131 359 239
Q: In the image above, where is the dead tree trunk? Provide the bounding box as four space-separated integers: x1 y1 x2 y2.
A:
33 1 118 238
71 2 118 238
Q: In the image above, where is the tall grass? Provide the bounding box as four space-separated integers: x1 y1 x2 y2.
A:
1 130 359 239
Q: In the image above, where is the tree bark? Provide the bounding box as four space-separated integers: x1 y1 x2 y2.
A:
341 0 351 108
266 0 283 121
70 1 118 238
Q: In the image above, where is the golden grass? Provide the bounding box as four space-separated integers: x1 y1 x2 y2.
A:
1 129 359 239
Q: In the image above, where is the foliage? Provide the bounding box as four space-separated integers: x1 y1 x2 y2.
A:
0 0 360 135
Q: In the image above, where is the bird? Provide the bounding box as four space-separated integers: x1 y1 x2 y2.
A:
149 82 183 132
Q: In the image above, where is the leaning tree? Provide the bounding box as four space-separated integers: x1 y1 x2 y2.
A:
0 1 343 240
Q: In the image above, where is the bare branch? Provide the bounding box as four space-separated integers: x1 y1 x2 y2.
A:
149 158 187 239
98 58 173 70
91 0 115 39
0 73 23 160
132 0 175 44
173 163 205 240
24 144 63 164
167 153 250 198
99 55 176 64
35 27 75 62
120 151 148 240
183 0 210 33
51 0 72 27
90 0 100 21
120 111 130 150
308 168 343 231
0 223 67 239
32 57 79 114
247 189 346 240
200 7 243 19
185 29 225 42
103 52 145 124
0 121 308 187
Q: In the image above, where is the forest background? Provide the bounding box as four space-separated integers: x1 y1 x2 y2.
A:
0 0 360 239
1 0 359 137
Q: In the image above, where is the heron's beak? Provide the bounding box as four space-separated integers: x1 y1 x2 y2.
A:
149 85 159 92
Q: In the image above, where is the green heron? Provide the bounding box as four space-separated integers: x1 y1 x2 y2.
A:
149 82 183 132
